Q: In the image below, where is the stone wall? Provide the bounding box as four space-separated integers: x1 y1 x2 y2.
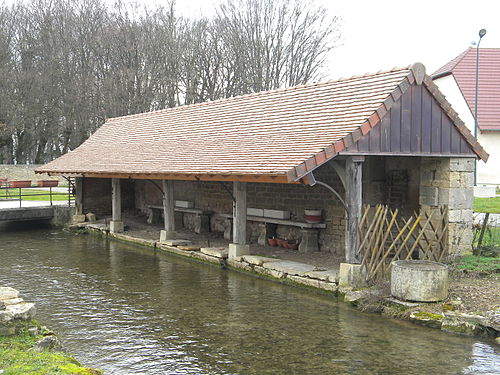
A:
419 157 475 256
0 164 65 184
134 163 347 255
82 178 135 217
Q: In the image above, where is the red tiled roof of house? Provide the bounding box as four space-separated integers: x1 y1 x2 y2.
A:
36 64 487 182
433 48 500 131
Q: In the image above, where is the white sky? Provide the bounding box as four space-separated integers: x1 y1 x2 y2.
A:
171 0 500 79
4 0 500 79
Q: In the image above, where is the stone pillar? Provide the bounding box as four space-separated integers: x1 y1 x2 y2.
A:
345 156 364 264
160 180 176 241
110 178 124 233
229 181 250 258
419 157 475 257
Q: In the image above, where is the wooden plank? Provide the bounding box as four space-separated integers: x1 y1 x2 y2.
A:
410 85 422 152
450 125 462 154
431 99 442 153
162 180 175 232
111 178 121 221
400 88 412 153
441 113 451 153
380 110 391 152
345 156 364 264
233 181 247 245
421 88 432 153
390 95 402 152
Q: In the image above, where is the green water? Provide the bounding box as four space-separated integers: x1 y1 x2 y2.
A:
0 224 498 374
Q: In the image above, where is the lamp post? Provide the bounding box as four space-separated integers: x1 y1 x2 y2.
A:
473 29 486 186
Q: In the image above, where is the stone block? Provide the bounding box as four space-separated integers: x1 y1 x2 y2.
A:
200 247 228 259
448 188 474 209
391 260 448 302
288 275 321 288
175 200 194 208
162 239 191 246
298 229 319 253
438 188 450 205
262 260 316 277
85 212 96 222
160 230 176 241
109 220 124 233
338 263 366 288
305 270 339 283
419 187 438 206
0 287 19 301
263 209 290 220
247 208 264 217
72 214 86 224
228 244 250 258
241 255 278 266
447 209 463 223
449 158 475 172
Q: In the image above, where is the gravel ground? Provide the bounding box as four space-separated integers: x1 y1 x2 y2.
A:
448 271 500 314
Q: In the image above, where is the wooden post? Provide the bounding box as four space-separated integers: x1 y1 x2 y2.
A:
75 177 83 215
345 156 364 264
112 178 121 221
233 181 247 245
110 178 124 232
162 180 175 232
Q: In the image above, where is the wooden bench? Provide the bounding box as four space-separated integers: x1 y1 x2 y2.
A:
219 213 326 253
146 205 212 233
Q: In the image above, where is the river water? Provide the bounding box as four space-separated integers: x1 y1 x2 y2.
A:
0 224 498 374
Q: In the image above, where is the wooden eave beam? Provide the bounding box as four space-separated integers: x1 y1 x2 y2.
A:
50 172 297 184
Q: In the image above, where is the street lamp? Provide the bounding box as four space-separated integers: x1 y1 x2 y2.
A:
474 28 486 186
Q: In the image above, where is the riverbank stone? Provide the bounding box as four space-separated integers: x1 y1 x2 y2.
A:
200 247 228 259
241 255 277 266
262 260 316 277
305 270 339 283
0 287 19 301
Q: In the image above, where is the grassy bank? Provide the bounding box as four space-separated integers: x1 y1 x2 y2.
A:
0 321 100 375
0 188 68 201
474 196 500 214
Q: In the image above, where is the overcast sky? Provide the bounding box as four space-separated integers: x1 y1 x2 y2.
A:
170 0 500 80
4 0 499 80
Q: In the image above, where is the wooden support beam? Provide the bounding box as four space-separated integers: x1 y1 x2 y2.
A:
81 172 295 184
162 180 175 232
233 181 247 245
345 156 364 264
111 178 121 222
75 177 83 215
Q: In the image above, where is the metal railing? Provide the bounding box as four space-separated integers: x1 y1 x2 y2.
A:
0 182 74 208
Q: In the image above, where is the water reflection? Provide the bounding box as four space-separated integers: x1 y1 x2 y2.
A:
0 226 498 374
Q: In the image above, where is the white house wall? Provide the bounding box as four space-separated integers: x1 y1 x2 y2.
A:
434 75 499 185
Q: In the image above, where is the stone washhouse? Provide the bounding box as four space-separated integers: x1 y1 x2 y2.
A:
37 63 488 272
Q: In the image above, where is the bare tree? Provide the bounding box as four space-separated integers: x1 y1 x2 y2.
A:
0 0 341 164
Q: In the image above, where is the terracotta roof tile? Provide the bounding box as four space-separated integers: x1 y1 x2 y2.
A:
36 64 487 181
433 48 500 131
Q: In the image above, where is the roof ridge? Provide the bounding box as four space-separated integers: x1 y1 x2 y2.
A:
107 66 412 123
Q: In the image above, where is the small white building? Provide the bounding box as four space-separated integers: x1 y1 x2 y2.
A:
433 48 500 195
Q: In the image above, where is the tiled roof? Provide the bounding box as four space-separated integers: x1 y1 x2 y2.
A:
37 64 487 182
432 48 500 131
